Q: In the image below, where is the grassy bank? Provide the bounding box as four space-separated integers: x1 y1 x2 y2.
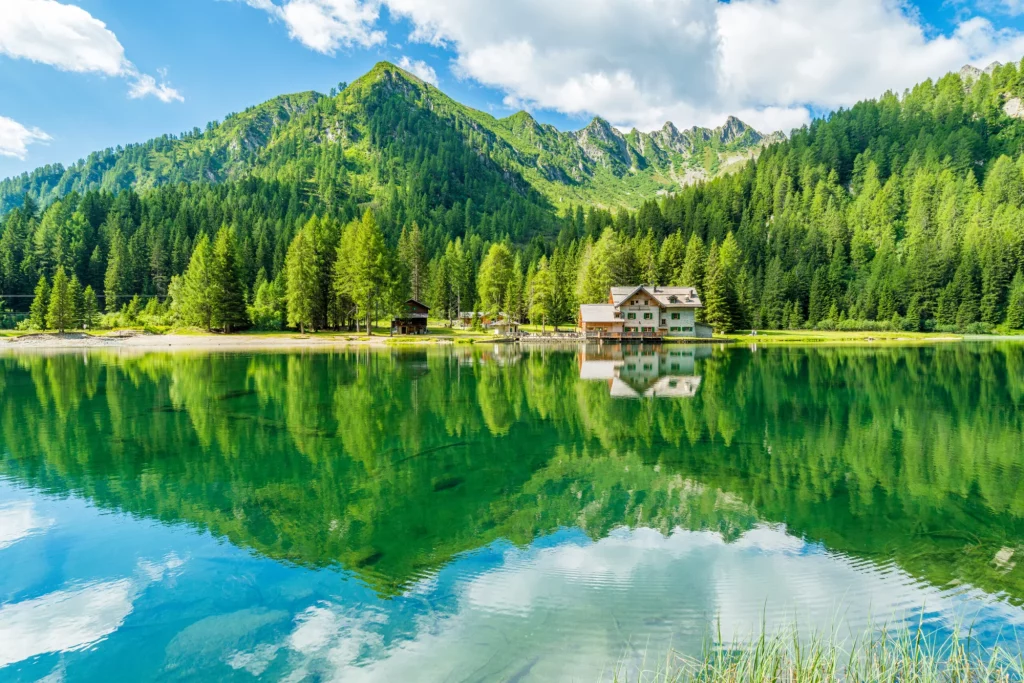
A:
720 330 968 345
617 627 1022 682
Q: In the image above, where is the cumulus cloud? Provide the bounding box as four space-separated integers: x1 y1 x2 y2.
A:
234 0 1024 134
0 0 182 102
384 0 1024 134
397 56 438 85
0 116 52 160
0 579 136 668
0 553 186 668
240 0 386 53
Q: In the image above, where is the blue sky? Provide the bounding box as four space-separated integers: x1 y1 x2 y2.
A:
3 0 1024 180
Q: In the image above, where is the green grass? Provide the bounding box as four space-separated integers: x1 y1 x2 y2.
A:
726 330 966 345
613 625 1023 682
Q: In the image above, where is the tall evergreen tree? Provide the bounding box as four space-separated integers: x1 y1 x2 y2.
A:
29 275 49 330
286 228 318 334
178 234 216 331
81 285 100 330
46 266 73 333
211 228 248 333
702 242 734 333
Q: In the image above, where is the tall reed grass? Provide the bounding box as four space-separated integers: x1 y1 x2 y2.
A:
615 624 1023 682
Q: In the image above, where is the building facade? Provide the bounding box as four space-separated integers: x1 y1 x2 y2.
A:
579 285 710 339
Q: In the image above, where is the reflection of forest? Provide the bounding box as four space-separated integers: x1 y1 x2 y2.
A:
1 344 1023 601
579 344 711 398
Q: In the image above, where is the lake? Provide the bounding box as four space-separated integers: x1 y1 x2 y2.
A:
1 343 1024 682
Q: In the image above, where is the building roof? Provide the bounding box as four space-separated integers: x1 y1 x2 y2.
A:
579 304 619 323
610 285 702 308
406 298 430 310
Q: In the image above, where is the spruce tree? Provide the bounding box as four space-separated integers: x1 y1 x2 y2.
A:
287 228 318 333
104 230 126 313
81 286 100 330
29 275 50 330
46 267 73 334
211 228 248 333
478 242 514 316
1006 270 1024 329
68 275 84 329
702 243 733 333
179 234 216 331
679 234 706 291
529 256 555 332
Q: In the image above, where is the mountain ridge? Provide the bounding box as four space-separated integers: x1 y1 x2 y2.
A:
0 61 779 214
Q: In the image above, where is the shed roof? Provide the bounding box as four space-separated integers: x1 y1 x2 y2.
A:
580 304 619 323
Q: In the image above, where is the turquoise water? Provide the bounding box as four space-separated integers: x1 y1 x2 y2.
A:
1 343 1024 681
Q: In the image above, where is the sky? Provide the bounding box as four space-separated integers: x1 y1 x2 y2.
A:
3 0 1024 180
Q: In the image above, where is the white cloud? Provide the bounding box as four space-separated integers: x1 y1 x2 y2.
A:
386 0 1024 135
397 56 438 85
127 70 185 103
241 525 1024 682
0 579 136 668
0 0 182 102
239 0 386 53
0 501 55 548
0 116 52 160
0 553 186 668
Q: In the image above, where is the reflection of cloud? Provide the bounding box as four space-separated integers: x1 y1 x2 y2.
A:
0 579 135 667
260 525 1024 682
0 553 187 668
0 501 55 550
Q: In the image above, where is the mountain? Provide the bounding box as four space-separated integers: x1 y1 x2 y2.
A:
0 62 779 215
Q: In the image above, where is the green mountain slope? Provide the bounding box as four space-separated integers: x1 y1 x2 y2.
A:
0 62 778 215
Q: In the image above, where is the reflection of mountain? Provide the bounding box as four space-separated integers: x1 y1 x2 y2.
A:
579 344 710 398
1 344 1024 605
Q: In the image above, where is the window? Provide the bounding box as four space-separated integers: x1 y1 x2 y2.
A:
643 364 653 371
668 295 679 303
682 326 693 333
627 313 636 320
671 312 680 320
671 364 680 371
643 313 653 320
670 326 681 332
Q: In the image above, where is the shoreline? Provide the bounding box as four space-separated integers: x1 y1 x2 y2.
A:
0 329 1012 352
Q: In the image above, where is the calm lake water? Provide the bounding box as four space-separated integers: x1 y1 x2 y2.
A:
2 343 1024 681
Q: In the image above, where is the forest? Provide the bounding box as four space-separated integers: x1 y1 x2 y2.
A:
4 60 1024 333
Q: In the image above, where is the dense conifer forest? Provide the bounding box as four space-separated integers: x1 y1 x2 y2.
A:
3 60 1024 333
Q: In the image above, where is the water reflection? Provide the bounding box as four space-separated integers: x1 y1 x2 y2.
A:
1 343 1024 681
579 344 709 398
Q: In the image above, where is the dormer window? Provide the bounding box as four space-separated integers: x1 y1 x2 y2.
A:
668 295 679 304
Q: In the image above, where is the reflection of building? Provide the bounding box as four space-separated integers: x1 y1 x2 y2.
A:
578 345 710 398
392 299 430 335
579 286 712 340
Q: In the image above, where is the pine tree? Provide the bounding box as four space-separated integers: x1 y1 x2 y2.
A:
344 211 387 334
104 230 126 313
505 255 525 322
759 257 786 329
46 266 73 334
81 286 100 330
179 234 216 331
702 243 734 333
679 234 706 291
211 228 248 333
1006 269 1024 329
478 242 514 316
528 256 555 332
68 274 84 329
287 228 318 334
398 222 427 301
29 275 50 330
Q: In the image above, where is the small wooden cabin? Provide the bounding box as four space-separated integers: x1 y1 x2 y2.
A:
392 299 430 335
